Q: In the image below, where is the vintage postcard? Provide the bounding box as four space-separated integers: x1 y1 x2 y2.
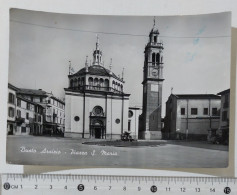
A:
6 9 231 168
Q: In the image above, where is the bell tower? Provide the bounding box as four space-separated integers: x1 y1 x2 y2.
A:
140 18 164 140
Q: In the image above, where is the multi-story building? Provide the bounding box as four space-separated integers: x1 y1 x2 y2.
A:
15 96 44 135
7 83 65 135
217 89 230 144
7 84 18 135
17 88 65 135
164 94 221 140
7 83 44 135
44 96 65 134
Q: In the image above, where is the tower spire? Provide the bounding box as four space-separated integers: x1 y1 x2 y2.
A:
109 58 112 70
92 34 102 66
153 16 156 28
122 67 125 81
85 55 89 72
96 34 99 50
109 58 113 75
69 60 71 75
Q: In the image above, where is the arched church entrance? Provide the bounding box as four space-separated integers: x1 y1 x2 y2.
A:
92 120 104 139
90 106 106 139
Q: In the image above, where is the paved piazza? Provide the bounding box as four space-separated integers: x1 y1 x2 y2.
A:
6 136 228 168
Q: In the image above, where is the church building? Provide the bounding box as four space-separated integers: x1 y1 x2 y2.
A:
64 37 130 139
139 20 164 140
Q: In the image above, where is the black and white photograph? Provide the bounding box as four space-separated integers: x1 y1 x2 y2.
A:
6 9 231 168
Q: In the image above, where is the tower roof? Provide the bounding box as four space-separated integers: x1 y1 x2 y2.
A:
69 65 124 82
170 94 221 100
150 17 159 35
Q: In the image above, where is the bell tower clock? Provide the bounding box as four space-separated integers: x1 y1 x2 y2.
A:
140 18 164 140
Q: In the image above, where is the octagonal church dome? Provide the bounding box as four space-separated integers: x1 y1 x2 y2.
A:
67 36 125 94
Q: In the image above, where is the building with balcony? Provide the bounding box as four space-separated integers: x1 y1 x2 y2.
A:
7 83 18 135
217 89 230 144
17 88 65 135
7 83 44 135
15 96 44 135
163 94 221 140
64 37 130 139
7 83 65 135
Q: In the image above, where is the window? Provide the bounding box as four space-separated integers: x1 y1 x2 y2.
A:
128 120 131 131
8 107 14 117
203 108 208 115
93 106 103 116
181 108 185 115
152 53 156 65
70 79 73 88
115 119 120 124
34 114 37 122
17 99 21 107
74 116 80 122
21 127 26 133
222 111 228 121
17 110 21 117
26 113 29 120
154 36 157 43
128 110 133 118
27 103 30 110
191 108 198 115
31 97 33 102
212 108 218 116
8 93 15 104
40 97 43 102
156 53 160 64
38 116 41 123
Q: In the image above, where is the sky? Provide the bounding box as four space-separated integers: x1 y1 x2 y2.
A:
9 9 231 116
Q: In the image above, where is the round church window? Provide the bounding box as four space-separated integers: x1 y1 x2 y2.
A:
128 110 133 118
93 106 103 116
74 116 80 122
115 118 120 124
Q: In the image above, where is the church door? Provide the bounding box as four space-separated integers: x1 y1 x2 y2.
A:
95 128 101 139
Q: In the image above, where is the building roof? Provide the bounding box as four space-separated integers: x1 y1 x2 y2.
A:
69 65 124 83
172 94 221 99
17 95 44 108
150 26 159 35
50 96 65 105
17 88 48 96
8 83 65 105
8 83 19 91
217 89 230 95
129 107 141 110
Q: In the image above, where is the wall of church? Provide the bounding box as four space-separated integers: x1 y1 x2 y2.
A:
65 91 129 139
85 94 106 138
72 95 84 134
106 96 129 139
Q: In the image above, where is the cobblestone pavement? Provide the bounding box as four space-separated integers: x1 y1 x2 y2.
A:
6 135 228 168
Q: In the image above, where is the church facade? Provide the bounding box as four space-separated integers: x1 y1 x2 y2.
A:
64 38 130 139
139 21 164 140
